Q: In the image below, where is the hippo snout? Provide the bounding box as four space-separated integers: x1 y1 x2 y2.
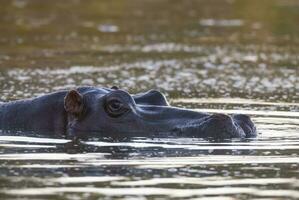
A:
173 113 246 138
199 114 246 138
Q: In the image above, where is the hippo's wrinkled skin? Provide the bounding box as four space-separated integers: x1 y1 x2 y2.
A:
0 87 257 139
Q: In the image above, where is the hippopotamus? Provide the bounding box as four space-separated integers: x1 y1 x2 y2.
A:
0 86 257 140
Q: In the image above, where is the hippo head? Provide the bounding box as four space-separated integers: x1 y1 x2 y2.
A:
64 88 257 140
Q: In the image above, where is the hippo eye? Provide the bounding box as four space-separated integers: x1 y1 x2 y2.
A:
105 98 128 117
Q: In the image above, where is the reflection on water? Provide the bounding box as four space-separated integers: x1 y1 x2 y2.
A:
0 103 298 199
0 0 298 199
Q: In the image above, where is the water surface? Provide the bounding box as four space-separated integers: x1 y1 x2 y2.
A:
0 0 298 199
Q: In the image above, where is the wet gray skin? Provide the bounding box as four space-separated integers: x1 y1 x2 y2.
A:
0 87 256 140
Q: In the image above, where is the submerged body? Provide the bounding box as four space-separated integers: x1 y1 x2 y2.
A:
0 87 257 139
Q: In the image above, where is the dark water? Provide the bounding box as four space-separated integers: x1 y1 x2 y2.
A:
0 0 298 199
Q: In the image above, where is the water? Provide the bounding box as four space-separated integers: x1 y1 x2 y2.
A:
0 0 298 199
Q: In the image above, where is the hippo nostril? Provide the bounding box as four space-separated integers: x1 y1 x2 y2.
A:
200 114 245 138
209 115 232 130
211 113 231 121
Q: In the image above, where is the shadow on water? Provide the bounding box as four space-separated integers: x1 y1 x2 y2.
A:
0 0 298 199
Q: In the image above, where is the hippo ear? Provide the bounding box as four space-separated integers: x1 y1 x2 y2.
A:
64 90 84 116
